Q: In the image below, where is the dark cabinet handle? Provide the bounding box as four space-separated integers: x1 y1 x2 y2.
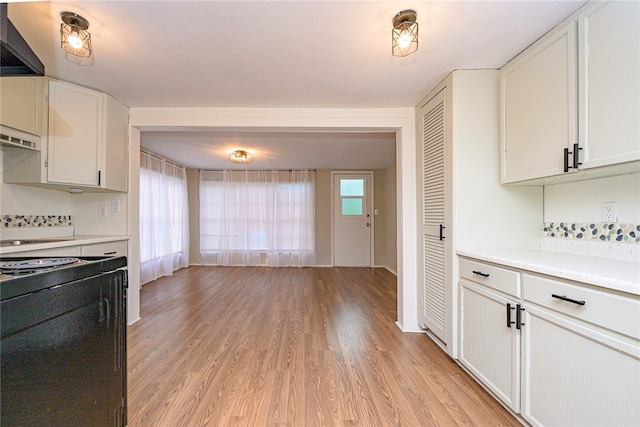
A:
564 144 582 172
552 294 586 306
98 170 101 186
104 251 117 255
472 270 489 277
506 303 516 328
516 304 525 329
572 143 582 169
439 224 445 241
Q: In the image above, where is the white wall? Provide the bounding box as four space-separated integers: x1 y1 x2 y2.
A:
544 173 640 223
0 150 71 215
70 193 128 235
1 150 130 236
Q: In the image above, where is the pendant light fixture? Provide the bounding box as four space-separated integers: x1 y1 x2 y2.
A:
228 149 253 165
60 11 92 57
392 10 418 57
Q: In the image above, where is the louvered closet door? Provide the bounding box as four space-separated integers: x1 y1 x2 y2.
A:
417 88 447 343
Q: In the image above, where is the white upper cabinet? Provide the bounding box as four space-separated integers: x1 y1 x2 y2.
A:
3 78 129 192
500 21 578 184
0 76 45 137
47 80 104 187
578 0 640 169
501 0 640 184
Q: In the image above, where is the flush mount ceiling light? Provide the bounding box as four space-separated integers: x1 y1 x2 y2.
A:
229 149 253 165
392 10 418 57
60 11 92 57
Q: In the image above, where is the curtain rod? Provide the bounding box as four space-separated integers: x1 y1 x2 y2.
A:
141 149 185 169
200 169 316 172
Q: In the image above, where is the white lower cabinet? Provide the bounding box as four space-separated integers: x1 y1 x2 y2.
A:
460 281 520 411
459 256 640 426
522 304 640 426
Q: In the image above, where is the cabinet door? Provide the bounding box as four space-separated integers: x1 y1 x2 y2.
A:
47 80 103 186
522 305 640 427
417 87 449 343
500 21 578 183
103 95 129 192
460 280 520 412
579 1 640 169
0 76 43 136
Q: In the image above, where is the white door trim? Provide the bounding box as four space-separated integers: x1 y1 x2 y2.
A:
128 108 418 331
331 171 374 266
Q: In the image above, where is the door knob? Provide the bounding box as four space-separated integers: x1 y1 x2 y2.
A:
366 223 370 227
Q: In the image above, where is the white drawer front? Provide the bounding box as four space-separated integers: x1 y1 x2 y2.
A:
524 273 640 340
459 257 521 298
81 241 127 257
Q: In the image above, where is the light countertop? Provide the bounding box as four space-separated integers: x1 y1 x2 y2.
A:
457 248 640 296
0 235 130 255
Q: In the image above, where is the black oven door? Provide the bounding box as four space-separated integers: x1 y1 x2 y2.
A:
1 268 127 426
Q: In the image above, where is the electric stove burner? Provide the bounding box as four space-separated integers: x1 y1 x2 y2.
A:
0 257 81 271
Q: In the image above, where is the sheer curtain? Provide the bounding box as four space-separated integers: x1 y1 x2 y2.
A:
199 170 315 267
139 150 189 284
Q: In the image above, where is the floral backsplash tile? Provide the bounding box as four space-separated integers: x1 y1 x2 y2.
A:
543 222 639 244
1 215 72 228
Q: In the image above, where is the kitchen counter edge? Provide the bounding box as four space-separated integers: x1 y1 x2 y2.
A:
0 235 131 255
457 248 640 296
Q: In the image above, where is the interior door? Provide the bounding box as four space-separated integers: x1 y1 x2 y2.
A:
417 88 448 343
333 172 373 266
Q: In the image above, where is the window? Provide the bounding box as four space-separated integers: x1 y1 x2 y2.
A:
339 178 365 216
139 150 189 284
199 170 315 267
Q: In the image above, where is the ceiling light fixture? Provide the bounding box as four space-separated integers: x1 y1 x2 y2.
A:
392 10 418 57
229 149 253 165
60 11 92 57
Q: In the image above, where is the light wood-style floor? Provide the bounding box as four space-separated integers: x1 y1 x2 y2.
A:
127 266 519 426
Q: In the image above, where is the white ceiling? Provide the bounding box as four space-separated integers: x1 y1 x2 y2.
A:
7 0 587 169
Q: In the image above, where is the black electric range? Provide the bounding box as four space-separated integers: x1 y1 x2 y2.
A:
0 256 127 301
0 255 128 426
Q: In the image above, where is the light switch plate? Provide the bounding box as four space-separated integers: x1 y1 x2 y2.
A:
111 199 121 212
602 202 617 222
98 204 108 219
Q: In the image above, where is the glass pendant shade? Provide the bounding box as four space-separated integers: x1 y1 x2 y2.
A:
60 12 92 57
392 10 418 57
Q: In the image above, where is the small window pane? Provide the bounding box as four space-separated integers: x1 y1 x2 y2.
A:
340 179 364 197
342 198 363 215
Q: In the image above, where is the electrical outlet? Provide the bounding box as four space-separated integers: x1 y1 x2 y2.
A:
602 202 617 222
111 199 121 212
98 204 108 219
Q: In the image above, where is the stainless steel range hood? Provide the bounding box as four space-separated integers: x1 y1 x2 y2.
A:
0 3 44 76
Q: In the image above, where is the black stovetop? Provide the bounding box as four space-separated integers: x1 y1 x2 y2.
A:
0 256 127 301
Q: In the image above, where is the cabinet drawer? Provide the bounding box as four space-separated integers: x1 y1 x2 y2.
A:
81 241 127 257
523 273 640 340
459 258 521 298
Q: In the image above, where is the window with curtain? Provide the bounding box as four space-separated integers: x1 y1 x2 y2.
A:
139 150 189 284
199 170 315 267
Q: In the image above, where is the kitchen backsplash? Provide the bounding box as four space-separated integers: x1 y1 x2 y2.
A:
2 215 72 228
543 222 639 244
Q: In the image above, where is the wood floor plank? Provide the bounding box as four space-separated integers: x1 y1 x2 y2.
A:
127 266 520 426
